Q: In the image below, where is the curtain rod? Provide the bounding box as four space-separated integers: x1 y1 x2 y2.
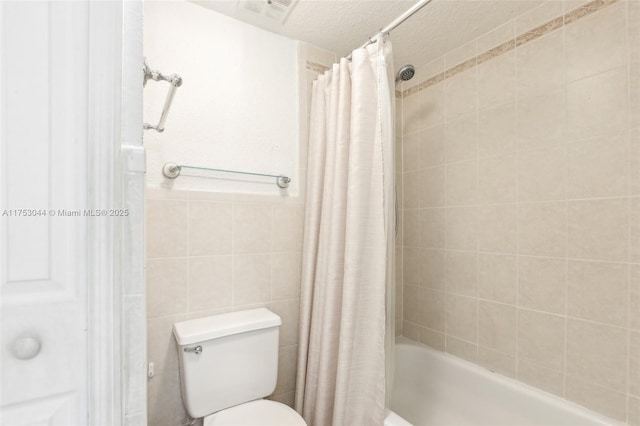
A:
346 0 434 60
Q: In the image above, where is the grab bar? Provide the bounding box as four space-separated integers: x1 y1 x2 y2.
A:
143 60 182 133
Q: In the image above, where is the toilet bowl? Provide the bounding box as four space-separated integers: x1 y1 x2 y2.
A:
173 308 307 426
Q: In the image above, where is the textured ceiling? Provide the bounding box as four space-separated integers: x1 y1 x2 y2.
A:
193 0 544 72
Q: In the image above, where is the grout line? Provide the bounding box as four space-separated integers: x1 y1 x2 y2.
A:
562 7 569 398
514 14 521 382
475 38 480 361
443 52 449 354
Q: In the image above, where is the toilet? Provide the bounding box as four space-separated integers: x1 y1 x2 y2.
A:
173 308 307 426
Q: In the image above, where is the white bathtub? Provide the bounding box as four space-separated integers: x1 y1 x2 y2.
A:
384 338 618 426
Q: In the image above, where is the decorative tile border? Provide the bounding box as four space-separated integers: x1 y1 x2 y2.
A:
402 0 618 98
306 60 331 74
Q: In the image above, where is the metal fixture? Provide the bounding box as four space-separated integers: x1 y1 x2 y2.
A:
347 0 434 59
184 345 203 355
162 162 291 189
143 59 182 132
395 64 416 84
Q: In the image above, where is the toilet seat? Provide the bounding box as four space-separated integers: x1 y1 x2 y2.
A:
204 399 307 426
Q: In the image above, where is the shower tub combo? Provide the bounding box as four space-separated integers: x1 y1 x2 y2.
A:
384 338 617 426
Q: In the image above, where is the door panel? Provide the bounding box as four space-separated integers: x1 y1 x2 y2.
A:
1 1 89 424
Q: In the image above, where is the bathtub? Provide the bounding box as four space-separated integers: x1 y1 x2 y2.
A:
384 338 618 426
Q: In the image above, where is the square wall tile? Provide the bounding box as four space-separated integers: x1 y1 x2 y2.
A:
630 331 640 397
146 199 187 258
478 204 517 254
402 91 422 135
446 250 478 297
446 160 478 206
272 252 302 300
420 166 446 208
516 30 564 98
567 198 629 262
518 145 566 202
446 294 478 342
566 318 628 393
272 204 303 252
419 287 446 331
517 90 565 153
478 102 517 158
567 260 628 327
445 112 478 163
188 201 232 256
567 134 629 199
518 256 566 315
632 265 640 330
478 153 517 204
517 309 565 372
403 132 421 173
146 258 188 318
188 255 232 312
420 83 446 129
403 210 420 247
403 171 420 209
566 67 628 142
233 203 272 254
421 249 446 290
420 208 446 249
479 301 516 355
564 2 628 82
477 51 515 110
446 206 478 251
478 253 517 304
403 285 420 324
403 248 421 286
518 202 566 257
233 254 271 306
421 125 446 168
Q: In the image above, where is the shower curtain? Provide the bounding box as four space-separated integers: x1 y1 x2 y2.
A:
295 35 395 426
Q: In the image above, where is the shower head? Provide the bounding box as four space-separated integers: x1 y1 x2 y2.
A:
395 65 415 84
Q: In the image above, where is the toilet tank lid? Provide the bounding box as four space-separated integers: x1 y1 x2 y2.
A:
173 308 282 346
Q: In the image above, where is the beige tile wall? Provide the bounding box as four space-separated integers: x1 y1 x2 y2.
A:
145 43 336 426
145 190 304 426
399 0 640 423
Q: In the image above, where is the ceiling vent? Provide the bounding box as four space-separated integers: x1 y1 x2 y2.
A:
237 0 298 24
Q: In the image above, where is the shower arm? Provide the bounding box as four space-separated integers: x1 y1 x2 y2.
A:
143 61 183 133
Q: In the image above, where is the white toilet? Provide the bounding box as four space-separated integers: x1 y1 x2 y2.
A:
173 308 307 426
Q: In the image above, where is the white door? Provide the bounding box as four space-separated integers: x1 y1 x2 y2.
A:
1 1 90 424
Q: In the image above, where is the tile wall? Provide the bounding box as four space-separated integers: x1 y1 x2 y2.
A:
398 0 640 423
145 43 336 426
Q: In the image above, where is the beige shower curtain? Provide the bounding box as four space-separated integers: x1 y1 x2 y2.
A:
295 36 395 426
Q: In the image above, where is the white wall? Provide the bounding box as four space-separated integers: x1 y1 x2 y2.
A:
144 0 300 195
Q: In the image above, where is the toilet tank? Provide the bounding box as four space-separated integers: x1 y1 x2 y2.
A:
173 308 282 418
